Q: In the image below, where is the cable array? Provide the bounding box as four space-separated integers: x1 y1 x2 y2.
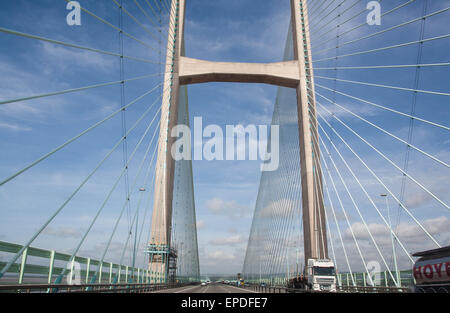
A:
0 0 173 284
244 0 449 287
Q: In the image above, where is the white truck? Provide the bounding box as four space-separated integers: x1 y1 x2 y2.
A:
306 259 337 292
288 259 337 292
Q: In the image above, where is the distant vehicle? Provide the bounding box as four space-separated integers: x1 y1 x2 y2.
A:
201 282 207 286
260 282 266 287
413 246 450 293
287 259 337 292
237 273 243 286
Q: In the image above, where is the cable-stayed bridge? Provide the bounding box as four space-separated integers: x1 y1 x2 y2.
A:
0 0 448 293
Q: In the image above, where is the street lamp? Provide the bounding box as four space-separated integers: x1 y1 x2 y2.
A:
287 251 289 283
381 194 400 287
131 187 146 281
259 260 262 283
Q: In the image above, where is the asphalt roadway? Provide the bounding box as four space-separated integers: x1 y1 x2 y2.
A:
151 283 259 293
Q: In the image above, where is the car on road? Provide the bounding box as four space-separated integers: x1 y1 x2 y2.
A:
201 282 207 286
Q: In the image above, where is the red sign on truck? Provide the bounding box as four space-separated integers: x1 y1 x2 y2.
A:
413 257 450 284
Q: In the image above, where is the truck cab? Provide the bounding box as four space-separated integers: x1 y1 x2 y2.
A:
306 259 337 292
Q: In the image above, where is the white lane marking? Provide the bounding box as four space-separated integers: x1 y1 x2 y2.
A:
201 284 210 293
152 288 172 293
225 284 258 293
153 286 199 293
173 285 202 293
219 284 231 293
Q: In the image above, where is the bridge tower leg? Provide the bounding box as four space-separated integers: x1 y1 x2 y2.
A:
291 0 328 263
149 0 186 283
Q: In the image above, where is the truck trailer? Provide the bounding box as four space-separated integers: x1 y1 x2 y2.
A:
413 246 450 293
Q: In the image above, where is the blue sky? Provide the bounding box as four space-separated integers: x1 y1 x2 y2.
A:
0 0 449 276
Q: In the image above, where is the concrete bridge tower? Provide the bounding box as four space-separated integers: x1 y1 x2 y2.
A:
149 0 328 282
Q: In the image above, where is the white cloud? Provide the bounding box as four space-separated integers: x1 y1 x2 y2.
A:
199 247 248 274
396 216 450 241
205 198 252 219
42 226 82 239
326 206 352 222
316 100 379 121
344 222 389 241
209 235 247 247
339 215 450 270
344 216 450 241
197 220 205 229
404 191 431 209
0 60 47 116
259 198 298 218
0 122 32 132
40 42 115 73
206 250 237 262
78 240 135 265
228 227 238 234
185 6 290 62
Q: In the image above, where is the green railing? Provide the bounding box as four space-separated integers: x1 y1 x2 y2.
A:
0 240 151 285
337 270 414 287
244 269 415 288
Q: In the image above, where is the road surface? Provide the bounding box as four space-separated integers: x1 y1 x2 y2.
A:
151 283 259 293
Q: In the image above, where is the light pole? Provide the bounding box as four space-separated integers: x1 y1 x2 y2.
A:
381 194 400 287
259 260 262 283
179 242 184 282
131 187 146 282
286 250 289 283
286 241 300 283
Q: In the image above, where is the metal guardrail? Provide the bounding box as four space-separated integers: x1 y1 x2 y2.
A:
241 283 411 293
1 282 412 294
338 285 411 293
337 270 415 288
240 284 305 293
0 240 157 285
0 282 191 293
250 285 287 293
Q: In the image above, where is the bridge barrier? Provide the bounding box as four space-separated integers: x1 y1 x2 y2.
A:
240 283 411 294
245 270 414 290
337 285 411 293
0 282 187 293
0 240 153 286
337 270 414 288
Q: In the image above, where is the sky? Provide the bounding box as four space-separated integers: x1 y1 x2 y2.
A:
0 0 449 277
